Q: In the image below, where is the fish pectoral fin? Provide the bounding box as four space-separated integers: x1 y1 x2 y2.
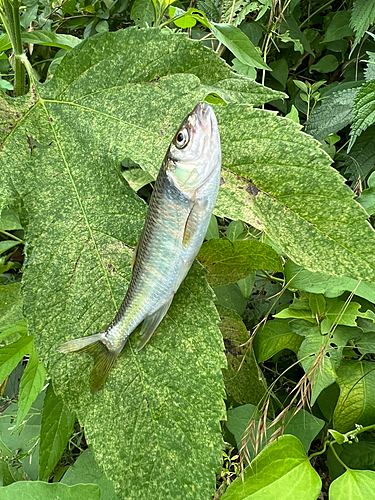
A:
57 333 120 394
182 199 207 248
135 298 173 352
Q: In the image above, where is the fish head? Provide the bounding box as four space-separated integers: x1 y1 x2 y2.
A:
166 102 221 195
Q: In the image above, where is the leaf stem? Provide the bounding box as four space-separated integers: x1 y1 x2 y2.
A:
0 229 24 243
329 442 349 470
299 0 336 29
308 439 328 460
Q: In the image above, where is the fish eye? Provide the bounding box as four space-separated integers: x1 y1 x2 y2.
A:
175 128 189 149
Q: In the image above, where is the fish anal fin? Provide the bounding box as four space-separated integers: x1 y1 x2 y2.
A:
135 298 173 352
57 334 120 393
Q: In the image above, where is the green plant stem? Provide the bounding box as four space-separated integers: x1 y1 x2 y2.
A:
12 0 25 96
329 442 349 470
299 0 336 29
308 439 328 460
0 0 26 96
0 230 24 243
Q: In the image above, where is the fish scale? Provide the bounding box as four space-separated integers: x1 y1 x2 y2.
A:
57 102 221 392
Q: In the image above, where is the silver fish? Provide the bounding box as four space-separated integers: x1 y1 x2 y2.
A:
57 102 221 392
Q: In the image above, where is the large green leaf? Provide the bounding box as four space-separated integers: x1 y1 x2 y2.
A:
197 239 281 286
217 305 267 406
0 27 288 498
334 360 375 433
285 260 375 302
221 435 321 500
0 481 100 500
226 404 324 460
291 321 362 405
305 87 357 140
62 448 118 500
39 383 76 481
215 104 375 283
329 470 375 500
254 318 303 363
16 349 46 429
350 0 375 41
349 81 375 151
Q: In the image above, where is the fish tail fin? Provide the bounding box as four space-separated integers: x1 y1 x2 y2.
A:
57 333 120 393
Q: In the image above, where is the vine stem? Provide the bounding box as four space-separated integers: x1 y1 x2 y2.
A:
0 0 26 96
329 442 349 470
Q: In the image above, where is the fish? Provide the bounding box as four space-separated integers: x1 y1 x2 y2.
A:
57 102 222 393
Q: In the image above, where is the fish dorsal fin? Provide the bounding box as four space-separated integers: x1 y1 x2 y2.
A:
135 298 173 352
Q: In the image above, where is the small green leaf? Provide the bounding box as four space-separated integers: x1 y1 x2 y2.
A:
294 80 309 93
39 384 76 481
269 58 288 88
16 350 46 429
231 57 257 78
130 0 154 27
197 239 281 286
309 294 326 317
0 335 34 384
218 305 267 406
285 105 299 123
344 125 375 184
310 55 339 73
237 272 255 299
122 166 154 192
357 171 375 215
254 318 303 362
0 207 22 231
0 32 81 52
349 81 375 151
329 470 375 500
306 87 359 140
285 260 375 303
350 0 375 41
323 10 354 42
281 14 314 55
0 391 45 480
0 240 18 255
226 220 244 241
0 481 100 500
226 404 324 461
211 23 271 70
214 283 247 315
328 429 347 445
325 298 361 327
292 321 361 404
334 360 375 433
221 435 321 500
62 448 118 500
205 214 219 240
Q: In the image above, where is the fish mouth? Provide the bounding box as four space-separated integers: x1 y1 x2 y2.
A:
190 102 213 139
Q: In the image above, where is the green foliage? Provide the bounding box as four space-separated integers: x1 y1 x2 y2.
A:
221 435 322 500
350 0 375 41
62 449 118 499
334 360 375 433
2 1 375 498
39 384 76 481
0 481 101 499
197 239 281 286
330 470 375 500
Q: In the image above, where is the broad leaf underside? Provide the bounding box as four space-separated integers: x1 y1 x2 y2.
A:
1 27 375 499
